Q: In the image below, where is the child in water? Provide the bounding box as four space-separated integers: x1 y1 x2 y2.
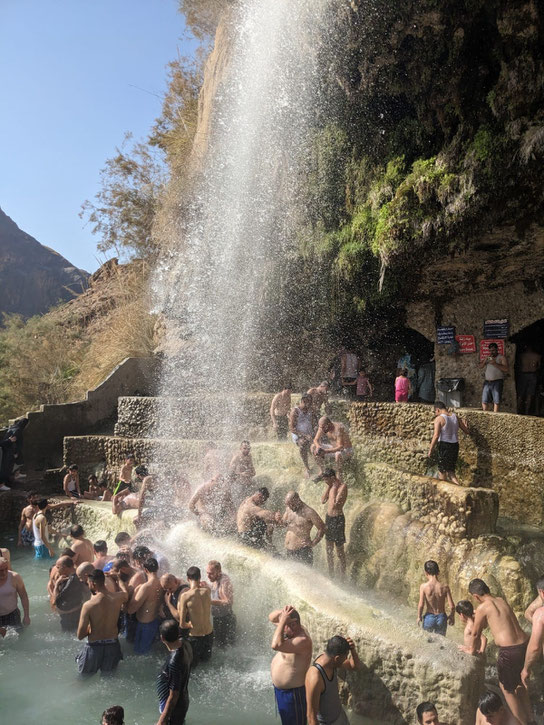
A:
456 600 487 654
356 369 373 401
417 560 455 636
395 368 411 403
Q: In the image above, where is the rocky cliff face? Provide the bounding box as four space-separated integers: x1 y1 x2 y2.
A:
0 207 89 319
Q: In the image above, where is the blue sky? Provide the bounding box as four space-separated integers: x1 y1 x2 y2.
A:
0 0 197 272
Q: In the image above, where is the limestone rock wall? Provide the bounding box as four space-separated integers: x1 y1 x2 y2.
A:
348 402 544 526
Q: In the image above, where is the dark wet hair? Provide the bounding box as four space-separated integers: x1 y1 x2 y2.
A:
114 532 131 546
68 464 78 471
102 705 124 725
536 576 544 592
37 498 48 509
288 609 300 622
433 401 447 410
115 550 131 562
125 453 135 460
93 540 107 554
257 487 270 501
478 691 503 715
325 635 350 658
416 702 437 723
61 548 76 558
455 600 474 617
187 566 201 581
88 569 105 586
424 560 439 576
132 545 152 562
26 490 37 502
489 343 498 351
144 557 158 573
469 578 490 596
88 474 98 482
70 524 84 538
135 465 148 477
300 393 312 401
160 618 181 643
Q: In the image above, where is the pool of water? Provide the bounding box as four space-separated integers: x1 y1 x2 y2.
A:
0 530 378 724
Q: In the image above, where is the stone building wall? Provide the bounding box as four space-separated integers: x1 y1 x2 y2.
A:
407 283 544 412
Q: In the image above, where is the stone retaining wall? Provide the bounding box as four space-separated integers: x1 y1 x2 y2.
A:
348 402 544 526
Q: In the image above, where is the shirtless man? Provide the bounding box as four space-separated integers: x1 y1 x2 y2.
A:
416 702 443 725
188 474 236 535
237 488 281 549
456 600 487 655
92 540 113 570
123 557 163 654
114 453 136 495
76 562 95 590
289 394 316 477
76 568 127 675
229 440 256 503
468 579 532 725
161 573 189 621
307 382 329 417
111 464 148 515
0 556 30 636
269 604 312 725
475 691 519 725
177 566 213 666
17 492 38 547
521 576 544 689
69 525 94 566
107 558 138 641
417 560 455 636
202 442 224 480
318 469 348 578
311 416 353 481
282 491 325 566
270 385 292 440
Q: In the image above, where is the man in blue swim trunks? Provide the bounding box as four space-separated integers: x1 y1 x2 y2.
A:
122 557 163 654
417 560 455 636
270 605 312 725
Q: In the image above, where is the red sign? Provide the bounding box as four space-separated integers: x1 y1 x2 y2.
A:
479 339 505 362
455 335 476 354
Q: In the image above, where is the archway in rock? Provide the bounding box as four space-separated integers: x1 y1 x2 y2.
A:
510 318 544 415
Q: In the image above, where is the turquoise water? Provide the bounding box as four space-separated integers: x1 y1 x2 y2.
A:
0 532 376 724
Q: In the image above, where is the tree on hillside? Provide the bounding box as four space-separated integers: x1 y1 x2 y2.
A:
178 0 227 40
80 133 165 260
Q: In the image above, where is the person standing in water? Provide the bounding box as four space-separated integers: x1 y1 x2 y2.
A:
17 492 38 547
269 605 313 725
289 394 316 478
206 560 236 648
156 619 193 725
32 498 55 559
428 401 470 485
282 491 325 566
417 560 455 636
76 568 127 675
0 556 30 636
270 384 293 439
69 525 94 566
305 635 361 725
317 469 348 579
177 566 214 666
467 578 532 725
237 488 281 549
123 557 163 655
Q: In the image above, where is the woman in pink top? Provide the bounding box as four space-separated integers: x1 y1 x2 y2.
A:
395 369 411 403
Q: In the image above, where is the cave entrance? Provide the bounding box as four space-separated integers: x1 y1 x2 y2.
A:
398 327 435 403
510 319 544 416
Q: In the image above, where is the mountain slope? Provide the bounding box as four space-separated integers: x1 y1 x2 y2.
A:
0 207 89 319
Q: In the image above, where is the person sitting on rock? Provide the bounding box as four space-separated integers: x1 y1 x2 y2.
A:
63 464 82 498
311 416 353 482
417 560 455 636
111 465 148 515
83 474 112 501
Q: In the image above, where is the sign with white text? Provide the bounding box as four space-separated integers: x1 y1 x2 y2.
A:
437 326 456 344
456 335 476 354
483 319 509 339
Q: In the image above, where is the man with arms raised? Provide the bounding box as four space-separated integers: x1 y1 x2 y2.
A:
467 578 532 725
312 417 353 482
282 491 325 566
76 569 127 675
269 604 312 725
207 560 236 648
237 487 281 549
122 557 163 654
306 635 361 725
270 384 293 440
177 566 213 666
0 556 30 637
318 469 348 578
69 524 94 566
156 619 193 725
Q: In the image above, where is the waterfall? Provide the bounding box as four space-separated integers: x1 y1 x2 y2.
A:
154 0 333 427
